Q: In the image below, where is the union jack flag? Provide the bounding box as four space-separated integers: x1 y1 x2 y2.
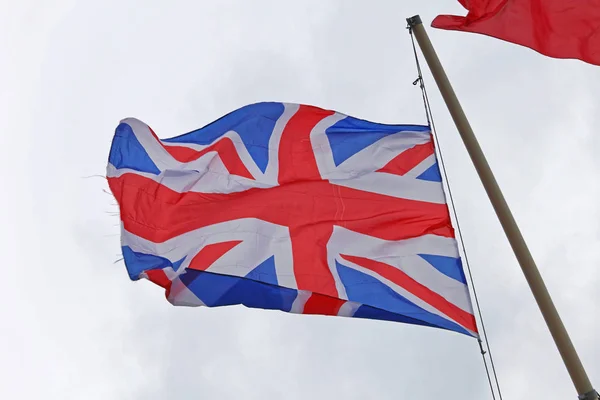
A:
107 102 478 337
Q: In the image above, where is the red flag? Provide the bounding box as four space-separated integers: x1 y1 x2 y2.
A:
432 0 600 66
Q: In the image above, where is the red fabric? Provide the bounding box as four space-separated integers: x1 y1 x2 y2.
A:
432 0 600 66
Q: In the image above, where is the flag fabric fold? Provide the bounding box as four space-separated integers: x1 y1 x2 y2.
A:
107 102 478 337
432 0 600 66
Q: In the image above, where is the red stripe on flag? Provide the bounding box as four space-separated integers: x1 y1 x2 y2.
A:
108 173 455 244
188 241 243 271
340 254 477 333
377 142 434 176
336 184 455 240
277 105 338 297
148 127 162 142
162 138 254 179
277 105 335 184
302 293 345 316
289 223 338 297
145 269 172 298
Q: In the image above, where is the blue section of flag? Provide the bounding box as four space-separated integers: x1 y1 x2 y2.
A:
171 258 186 273
335 260 469 335
245 256 278 286
180 269 297 312
418 254 467 284
352 304 437 328
352 304 469 335
109 123 161 175
416 162 443 182
325 116 430 166
162 102 285 173
122 246 184 280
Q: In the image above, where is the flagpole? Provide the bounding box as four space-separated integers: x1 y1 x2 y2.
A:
406 15 598 400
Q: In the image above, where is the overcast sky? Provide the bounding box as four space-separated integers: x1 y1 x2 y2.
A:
1 1 598 399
